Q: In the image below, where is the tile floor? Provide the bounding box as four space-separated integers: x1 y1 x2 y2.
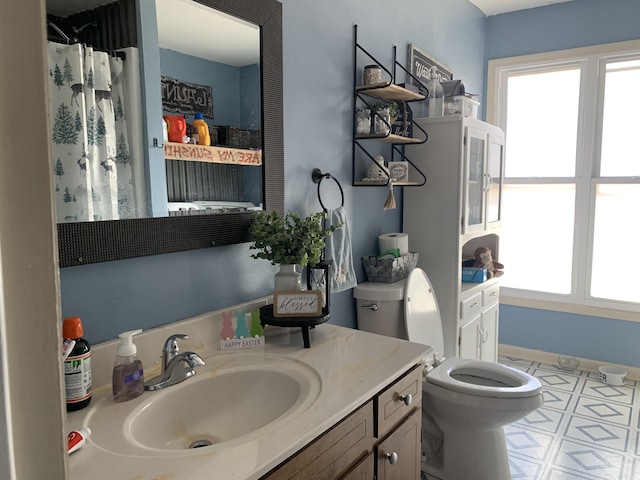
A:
501 356 640 479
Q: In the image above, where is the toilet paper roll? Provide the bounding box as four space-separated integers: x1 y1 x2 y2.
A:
378 233 409 255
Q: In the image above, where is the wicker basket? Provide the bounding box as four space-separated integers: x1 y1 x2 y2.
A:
362 252 419 283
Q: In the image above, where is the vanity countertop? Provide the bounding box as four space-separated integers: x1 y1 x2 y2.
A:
67 324 430 480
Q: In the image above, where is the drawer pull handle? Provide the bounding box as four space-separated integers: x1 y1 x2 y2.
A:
360 303 378 311
398 393 413 406
383 451 398 465
471 302 479 308
490 291 497 297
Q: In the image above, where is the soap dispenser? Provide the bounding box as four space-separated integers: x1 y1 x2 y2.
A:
427 66 444 117
112 329 145 402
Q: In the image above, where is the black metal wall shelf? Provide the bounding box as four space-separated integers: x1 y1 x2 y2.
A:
352 24 429 187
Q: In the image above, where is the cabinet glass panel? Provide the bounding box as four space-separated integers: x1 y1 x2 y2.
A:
486 138 504 226
466 132 485 230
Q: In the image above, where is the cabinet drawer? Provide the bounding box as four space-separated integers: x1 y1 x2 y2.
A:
460 292 482 320
482 283 500 306
263 401 374 479
376 366 422 439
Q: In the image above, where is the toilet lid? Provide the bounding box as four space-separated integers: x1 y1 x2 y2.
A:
426 357 542 398
404 268 444 356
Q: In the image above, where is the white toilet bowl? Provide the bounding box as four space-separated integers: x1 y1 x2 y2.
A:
423 357 542 479
353 268 543 480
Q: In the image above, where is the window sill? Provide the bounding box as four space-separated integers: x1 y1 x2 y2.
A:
500 295 640 323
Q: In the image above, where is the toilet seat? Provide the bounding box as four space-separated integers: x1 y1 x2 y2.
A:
426 357 540 398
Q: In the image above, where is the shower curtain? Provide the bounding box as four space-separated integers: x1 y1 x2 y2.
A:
47 41 138 222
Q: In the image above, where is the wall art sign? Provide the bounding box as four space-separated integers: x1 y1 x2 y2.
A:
388 161 409 183
273 291 323 317
406 44 453 96
161 76 213 118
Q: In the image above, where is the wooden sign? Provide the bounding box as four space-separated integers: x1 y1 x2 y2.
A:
406 44 453 95
164 142 262 166
273 291 323 317
161 76 213 118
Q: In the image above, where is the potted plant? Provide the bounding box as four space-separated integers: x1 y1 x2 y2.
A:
249 210 341 291
371 101 399 134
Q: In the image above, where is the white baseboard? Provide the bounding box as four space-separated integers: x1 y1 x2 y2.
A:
499 344 640 381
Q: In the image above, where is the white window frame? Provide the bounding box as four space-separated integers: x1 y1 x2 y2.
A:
487 39 640 322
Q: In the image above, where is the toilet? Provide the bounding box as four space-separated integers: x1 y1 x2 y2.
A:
353 268 542 480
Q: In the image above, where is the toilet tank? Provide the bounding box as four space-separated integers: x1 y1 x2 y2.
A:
353 281 408 340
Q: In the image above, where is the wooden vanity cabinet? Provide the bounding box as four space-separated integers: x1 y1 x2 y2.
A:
262 365 422 480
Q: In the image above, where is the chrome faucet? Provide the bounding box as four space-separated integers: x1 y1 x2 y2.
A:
144 334 205 391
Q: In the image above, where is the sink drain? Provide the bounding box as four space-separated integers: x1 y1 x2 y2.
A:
188 439 214 449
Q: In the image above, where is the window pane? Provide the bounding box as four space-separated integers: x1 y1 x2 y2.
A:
505 69 580 177
590 184 640 302
501 184 575 294
600 60 640 177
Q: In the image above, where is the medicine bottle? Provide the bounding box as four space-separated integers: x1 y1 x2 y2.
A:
63 316 92 412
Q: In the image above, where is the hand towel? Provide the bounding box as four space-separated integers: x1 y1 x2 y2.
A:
321 206 357 293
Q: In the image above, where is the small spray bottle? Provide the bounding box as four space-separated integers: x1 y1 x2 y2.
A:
112 329 144 402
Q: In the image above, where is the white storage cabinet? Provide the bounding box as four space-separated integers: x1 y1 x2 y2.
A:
404 115 505 360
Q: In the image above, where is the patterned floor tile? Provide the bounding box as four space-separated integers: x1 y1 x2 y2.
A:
553 439 626 479
515 406 565 434
505 424 555 460
500 356 537 367
564 415 630 452
582 378 635 405
543 388 574 411
544 466 604 479
532 368 582 392
509 454 544 479
574 396 633 427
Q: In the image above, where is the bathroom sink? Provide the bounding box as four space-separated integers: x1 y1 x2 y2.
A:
84 354 322 456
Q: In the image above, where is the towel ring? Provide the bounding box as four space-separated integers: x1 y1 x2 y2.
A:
312 168 344 212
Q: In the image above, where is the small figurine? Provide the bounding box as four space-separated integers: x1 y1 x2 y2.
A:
473 247 504 278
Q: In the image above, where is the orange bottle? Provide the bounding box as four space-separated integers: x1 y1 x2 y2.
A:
163 115 188 143
193 113 211 146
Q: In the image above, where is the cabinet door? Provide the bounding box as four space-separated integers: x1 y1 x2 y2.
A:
376 408 421 480
463 127 487 234
479 303 499 363
340 453 374 480
486 133 504 229
458 316 480 360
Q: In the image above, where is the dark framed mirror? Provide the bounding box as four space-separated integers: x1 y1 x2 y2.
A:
55 0 283 267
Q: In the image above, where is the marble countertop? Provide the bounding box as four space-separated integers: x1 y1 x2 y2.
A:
67 322 430 480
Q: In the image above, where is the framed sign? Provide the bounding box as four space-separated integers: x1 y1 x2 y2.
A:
161 76 213 118
406 44 453 95
273 291 323 317
391 101 413 138
388 161 409 183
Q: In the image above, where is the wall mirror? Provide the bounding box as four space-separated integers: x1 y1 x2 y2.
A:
46 0 283 267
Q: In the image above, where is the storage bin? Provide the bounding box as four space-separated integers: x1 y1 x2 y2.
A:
362 252 419 283
444 95 480 118
212 126 260 149
461 267 487 283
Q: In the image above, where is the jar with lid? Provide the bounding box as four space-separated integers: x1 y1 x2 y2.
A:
363 65 382 85
356 109 371 135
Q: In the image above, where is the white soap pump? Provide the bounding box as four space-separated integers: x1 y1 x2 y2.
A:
427 66 444 117
112 329 145 402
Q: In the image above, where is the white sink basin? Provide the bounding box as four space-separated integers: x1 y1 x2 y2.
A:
84 353 321 456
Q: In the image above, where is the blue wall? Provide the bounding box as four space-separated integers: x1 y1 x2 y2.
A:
486 0 640 367
60 0 485 344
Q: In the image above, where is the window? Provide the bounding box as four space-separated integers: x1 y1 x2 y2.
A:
487 41 640 316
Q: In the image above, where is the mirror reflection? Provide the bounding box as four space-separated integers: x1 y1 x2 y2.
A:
46 0 264 223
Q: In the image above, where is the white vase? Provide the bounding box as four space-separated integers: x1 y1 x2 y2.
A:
274 264 302 291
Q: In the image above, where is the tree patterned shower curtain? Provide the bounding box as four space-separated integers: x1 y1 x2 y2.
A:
47 41 137 222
